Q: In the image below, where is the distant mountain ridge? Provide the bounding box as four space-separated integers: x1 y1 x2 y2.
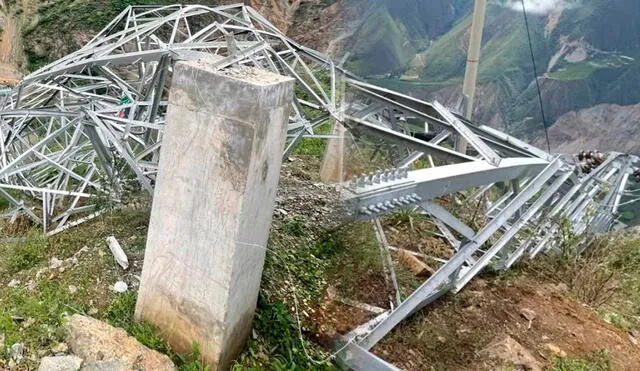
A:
343 0 640 153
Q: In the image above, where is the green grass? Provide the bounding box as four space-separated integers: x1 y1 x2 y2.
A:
552 350 612 371
346 7 418 75
294 122 331 157
0 208 148 362
548 63 601 81
419 15 471 82
104 291 209 370
233 297 336 370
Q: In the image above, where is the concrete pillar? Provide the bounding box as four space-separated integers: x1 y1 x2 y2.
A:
319 121 345 183
135 60 294 370
458 0 487 153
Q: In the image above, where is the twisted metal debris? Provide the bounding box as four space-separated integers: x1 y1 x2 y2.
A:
0 4 638 369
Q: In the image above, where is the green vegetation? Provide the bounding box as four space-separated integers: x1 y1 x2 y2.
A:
233 297 336 370
0 203 344 369
104 291 209 370
552 349 612 371
529 226 640 328
21 0 225 71
548 63 600 81
294 122 331 157
346 8 419 75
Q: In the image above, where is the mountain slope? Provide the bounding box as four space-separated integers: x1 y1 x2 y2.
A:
344 0 640 151
536 103 640 154
343 0 471 76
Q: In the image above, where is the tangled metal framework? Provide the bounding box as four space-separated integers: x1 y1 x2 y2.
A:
0 4 638 369
0 4 344 233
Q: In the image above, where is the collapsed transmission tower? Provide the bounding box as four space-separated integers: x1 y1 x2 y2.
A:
0 4 637 369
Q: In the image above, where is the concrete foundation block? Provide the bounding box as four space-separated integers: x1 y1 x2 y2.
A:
135 60 294 370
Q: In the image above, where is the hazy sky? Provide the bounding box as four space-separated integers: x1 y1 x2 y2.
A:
505 0 579 14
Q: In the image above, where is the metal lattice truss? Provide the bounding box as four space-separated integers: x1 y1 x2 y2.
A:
0 4 638 369
0 4 344 233
337 80 639 369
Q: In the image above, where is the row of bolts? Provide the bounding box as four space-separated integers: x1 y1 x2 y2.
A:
349 168 410 189
358 193 422 215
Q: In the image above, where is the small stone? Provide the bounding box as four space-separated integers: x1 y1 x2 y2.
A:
545 343 567 357
22 318 35 329
520 308 537 321
395 249 435 277
7 279 20 288
554 283 569 293
68 286 77 295
113 281 128 293
437 335 446 343
629 334 638 346
50 257 64 269
25 280 36 291
64 257 78 267
481 336 541 371
51 342 68 354
37 355 83 371
81 360 128 371
88 308 99 316
11 343 24 362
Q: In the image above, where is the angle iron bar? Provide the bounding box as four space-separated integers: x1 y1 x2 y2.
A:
453 166 571 291
432 101 501 166
421 201 475 240
357 157 562 350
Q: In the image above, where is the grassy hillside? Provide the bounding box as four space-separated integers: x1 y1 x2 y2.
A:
346 7 419 76
346 0 640 137
345 0 472 77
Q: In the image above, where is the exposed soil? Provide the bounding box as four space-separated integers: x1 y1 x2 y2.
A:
0 4 22 84
373 274 640 370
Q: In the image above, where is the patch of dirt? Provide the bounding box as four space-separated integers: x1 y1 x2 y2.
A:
309 297 373 346
0 7 23 84
355 272 392 309
384 217 455 261
374 275 640 370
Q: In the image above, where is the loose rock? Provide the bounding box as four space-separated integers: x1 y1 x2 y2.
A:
395 248 435 277
105 236 129 270
481 336 542 371
10 342 24 363
112 281 128 293
81 360 129 371
520 308 537 321
67 315 175 370
38 355 83 371
544 343 567 357
7 279 20 288
50 257 64 269
51 342 69 354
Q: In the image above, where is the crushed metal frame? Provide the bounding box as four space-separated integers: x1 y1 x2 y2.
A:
0 4 638 369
